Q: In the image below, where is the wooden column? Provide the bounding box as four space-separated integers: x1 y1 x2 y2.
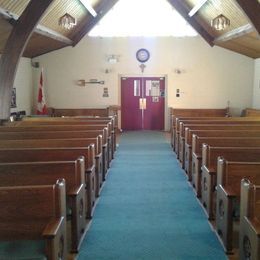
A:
0 0 54 120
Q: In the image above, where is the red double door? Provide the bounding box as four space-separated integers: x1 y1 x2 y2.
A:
121 77 165 130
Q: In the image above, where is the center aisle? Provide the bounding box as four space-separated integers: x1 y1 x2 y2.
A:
78 131 227 260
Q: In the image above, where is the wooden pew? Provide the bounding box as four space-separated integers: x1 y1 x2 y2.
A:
239 179 260 260
0 137 103 198
0 125 112 167
184 127 260 176
182 125 260 170
176 118 260 158
170 108 228 148
201 146 260 220
49 107 109 117
0 124 112 168
216 160 260 253
0 130 109 179
0 146 95 219
0 159 86 253
0 179 67 260
242 108 260 117
191 137 260 198
18 116 117 155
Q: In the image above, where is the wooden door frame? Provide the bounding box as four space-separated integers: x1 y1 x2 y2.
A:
119 74 168 131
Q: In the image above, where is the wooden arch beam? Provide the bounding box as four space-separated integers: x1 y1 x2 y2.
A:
235 0 260 35
73 0 119 46
0 0 54 120
167 0 214 46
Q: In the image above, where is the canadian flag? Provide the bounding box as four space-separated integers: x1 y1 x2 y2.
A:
37 69 47 115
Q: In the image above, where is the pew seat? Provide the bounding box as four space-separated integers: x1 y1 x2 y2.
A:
216 160 260 253
0 179 67 260
0 158 86 253
200 146 260 220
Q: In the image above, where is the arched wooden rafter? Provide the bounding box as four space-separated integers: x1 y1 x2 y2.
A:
0 0 54 120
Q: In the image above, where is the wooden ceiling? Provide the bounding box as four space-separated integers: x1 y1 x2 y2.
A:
0 0 259 59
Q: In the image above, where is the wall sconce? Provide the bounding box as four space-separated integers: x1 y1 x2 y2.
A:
211 14 230 31
107 55 119 64
174 68 186 75
59 13 77 30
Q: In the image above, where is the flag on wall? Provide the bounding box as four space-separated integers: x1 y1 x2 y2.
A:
37 69 47 115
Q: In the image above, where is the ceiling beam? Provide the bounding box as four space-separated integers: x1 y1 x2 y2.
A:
0 7 73 45
79 0 97 17
0 0 54 120
214 23 254 43
73 0 119 46
167 0 214 46
235 0 260 34
188 0 209 17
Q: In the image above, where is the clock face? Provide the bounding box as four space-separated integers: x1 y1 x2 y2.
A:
136 48 150 63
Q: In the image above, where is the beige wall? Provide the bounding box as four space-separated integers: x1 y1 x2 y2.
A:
33 36 254 129
252 58 260 108
10 57 33 116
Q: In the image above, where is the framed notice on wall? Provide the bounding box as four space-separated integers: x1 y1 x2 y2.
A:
11 88 16 108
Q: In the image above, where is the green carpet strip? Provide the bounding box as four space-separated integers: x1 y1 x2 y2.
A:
78 131 227 260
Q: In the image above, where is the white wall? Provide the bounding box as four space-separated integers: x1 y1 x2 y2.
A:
10 57 33 115
252 58 260 108
33 36 255 129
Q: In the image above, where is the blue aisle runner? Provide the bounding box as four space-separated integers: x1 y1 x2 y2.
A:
78 131 227 260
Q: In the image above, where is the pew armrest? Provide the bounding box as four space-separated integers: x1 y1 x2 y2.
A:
42 217 64 238
95 153 102 160
222 185 236 197
43 217 67 260
246 217 260 235
194 153 201 159
68 184 85 197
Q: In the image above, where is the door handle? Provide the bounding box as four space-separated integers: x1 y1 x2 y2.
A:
139 98 146 110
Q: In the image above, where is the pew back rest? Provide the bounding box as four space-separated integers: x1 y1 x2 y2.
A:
0 159 85 193
0 179 65 240
192 136 260 155
50 108 109 117
186 128 260 145
202 145 260 170
0 147 94 169
217 160 260 195
179 119 260 136
0 138 98 156
0 124 111 135
0 130 107 146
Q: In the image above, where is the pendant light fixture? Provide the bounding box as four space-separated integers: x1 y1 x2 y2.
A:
211 14 230 31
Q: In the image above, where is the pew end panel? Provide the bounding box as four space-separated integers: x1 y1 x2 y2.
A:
216 184 237 253
191 152 203 198
239 179 260 260
201 165 216 220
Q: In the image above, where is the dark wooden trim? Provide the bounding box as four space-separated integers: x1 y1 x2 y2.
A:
0 6 72 45
235 0 260 34
188 0 209 17
214 23 254 43
167 0 214 46
0 0 54 120
73 0 119 46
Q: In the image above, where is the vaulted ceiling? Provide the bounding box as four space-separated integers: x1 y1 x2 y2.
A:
0 0 259 59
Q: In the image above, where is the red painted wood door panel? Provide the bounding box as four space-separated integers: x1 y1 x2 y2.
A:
121 77 165 130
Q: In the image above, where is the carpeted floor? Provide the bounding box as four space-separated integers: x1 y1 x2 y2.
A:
78 131 227 260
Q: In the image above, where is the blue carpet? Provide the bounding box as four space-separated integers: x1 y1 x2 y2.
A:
78 131 227 260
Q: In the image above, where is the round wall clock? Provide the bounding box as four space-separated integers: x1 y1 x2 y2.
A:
136 48 150 63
